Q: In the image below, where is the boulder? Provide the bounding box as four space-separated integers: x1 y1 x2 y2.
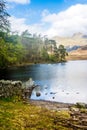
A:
76 102 86 108
36 92 41 97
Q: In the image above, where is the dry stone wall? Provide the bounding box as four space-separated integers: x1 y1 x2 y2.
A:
0 80 22 98
0 79 35 99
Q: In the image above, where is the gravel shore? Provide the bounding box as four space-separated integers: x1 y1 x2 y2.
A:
29 99 74 111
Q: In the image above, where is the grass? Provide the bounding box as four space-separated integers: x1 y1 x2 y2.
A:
0 97 72 130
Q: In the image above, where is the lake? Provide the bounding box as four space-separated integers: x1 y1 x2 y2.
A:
0 60 87 103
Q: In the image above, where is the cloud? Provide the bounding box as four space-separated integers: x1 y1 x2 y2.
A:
9 4 87 37
6 0 30 4
9 16 45 35
9 17 28 33
42 4 87 37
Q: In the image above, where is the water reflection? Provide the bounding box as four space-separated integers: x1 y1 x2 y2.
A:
0 60 87 103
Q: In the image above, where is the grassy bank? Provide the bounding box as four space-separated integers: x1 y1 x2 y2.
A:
1 98 87 130
0 98 72 130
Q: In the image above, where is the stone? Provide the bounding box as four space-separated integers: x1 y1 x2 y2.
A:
76 102 86 108
25 78 35 89
70 107 79 112
36 92 41 97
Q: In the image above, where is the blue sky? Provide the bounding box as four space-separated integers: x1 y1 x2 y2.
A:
6 0 87 37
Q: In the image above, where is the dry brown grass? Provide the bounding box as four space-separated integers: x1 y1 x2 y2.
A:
67 49 87 60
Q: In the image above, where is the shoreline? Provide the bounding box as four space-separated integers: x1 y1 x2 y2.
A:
0 59 87 69
29 99 75 111
29 99 87 111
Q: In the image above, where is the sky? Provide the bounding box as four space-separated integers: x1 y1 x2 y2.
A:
6 0 87 37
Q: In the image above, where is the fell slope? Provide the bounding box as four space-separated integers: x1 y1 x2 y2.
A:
53 33 87 47
53 33 87 60
67 45 87 60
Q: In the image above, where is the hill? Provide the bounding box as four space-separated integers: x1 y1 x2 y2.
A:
53 33 87 60
67 45 87 60
53 32 87 47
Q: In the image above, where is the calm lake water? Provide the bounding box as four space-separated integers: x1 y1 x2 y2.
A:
0 60 87 103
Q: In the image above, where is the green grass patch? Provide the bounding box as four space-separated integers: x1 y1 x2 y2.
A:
0 98 72 130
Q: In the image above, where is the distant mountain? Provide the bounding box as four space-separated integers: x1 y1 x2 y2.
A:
66 45 80 52
53 32 87 47
72 32 87 39
72 32 84 38
53 33 87 60
67 45 87 60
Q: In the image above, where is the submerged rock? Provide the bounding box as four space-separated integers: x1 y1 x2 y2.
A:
36 92 41 97
50 92 57 95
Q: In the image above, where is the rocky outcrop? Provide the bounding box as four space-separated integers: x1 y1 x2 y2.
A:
23 78 36 99
0 78 36 99
76 102 87 108
69 107 87 129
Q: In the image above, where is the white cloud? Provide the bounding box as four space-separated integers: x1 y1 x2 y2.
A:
6 0 30 4
42 4 87 37
9 17 28 33
9 16 45 35
9 4 87 37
